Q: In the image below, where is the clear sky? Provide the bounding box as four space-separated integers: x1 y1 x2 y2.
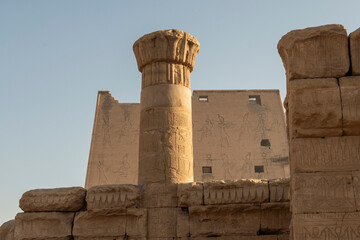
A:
1 0 359 224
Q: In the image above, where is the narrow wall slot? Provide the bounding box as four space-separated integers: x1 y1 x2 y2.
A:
254 165 264 173
261 139 271 147
202 166 212 174
249 95 261 105
199 96 208 102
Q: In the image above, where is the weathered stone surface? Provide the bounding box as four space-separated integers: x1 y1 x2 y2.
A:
19 187 86 212
142 183 177 208
204 179 269 205
350 28 360 76
189 204 261 237
86 184 140 213
177 208 190 238
177 182 203 207
278 24 349 81
291 136 360 172
15 212 74 240
352 171 360 212
126 208 147 239
147 208 177 238
73 211 126 239
0 220 14 240
133 29 200 73
188 237 278 240
340 76 360 135
292 172 355 214
288 78 342 139
269 178 290 202
292 212 360 240
260 203 291 234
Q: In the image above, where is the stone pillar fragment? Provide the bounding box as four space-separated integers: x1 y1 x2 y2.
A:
350 28 360 76
133 29 199 184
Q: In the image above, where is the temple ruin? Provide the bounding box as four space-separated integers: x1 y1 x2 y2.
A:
1 24 360 240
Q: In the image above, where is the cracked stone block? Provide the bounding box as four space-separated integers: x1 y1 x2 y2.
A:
147 208 177 238
278 24 349 81
291 136 360 173
204 179 269 205
19 187 86 212
260 202 291 234
269 178 290 202
350 28 360 76
292 212 360 240
86 184 140 213
142 182 178 208
126 208 147 239
340 76 360 135
14 212 74 240
177 208 190 238
189 204 261 237
177 182 203 207
73 211 126 239
288 78 342 139
292 172 356 214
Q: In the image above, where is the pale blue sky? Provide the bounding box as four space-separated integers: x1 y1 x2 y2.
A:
1 0 359 224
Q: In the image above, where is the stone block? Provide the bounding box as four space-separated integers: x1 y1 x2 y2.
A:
147 208 177 238
0 220 14 240
189 237 278 240
278 235 290 240
73 211 126 239
278 24 349 80
352 171 360 211
19 187 86 212
288 78 342 138
269 178 290 202
86 184 140 213
142 183 178 208
177 182 203 207
204 179 269 205
14 212 74 240
126 208 147 239
350 27 360 75
291 136 360 172
260 202 291 234
189 204 261 237
340 76 360 135
177 208 190 237
292 212 360 240
292 172 355 214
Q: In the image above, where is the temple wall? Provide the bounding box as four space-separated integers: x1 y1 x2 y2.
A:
85 90 289 188
85 91 140 188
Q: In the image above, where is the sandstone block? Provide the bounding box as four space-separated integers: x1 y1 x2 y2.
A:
177 182 203 207
292 212 360 240
189 204 261 237
204 179 269 205
188 237 278 240
340 76 360 135
0 220 14 240
177 208 190 238
133 29 200 73
147 208 177 238
292 172 355 214
288 78 342 138
350 28 360 75
126 208 147 239
14 212 74 240
86 184 140 213
278 24 349 80
19 187 86 212
352 171 360 211
291 136 360 172
73 211 126 239
269 178 290 202
260 202 291 234
142 183 178 208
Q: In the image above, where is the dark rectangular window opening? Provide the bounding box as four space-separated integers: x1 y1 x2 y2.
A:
249 95 261 105
255 165 264 173
202 166 212 174
199 96 208 102
261 139 271 147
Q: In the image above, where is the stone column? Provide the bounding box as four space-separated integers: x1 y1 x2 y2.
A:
133 29 200 184
278 24 360 239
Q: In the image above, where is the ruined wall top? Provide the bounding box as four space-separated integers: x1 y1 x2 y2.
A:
133 29 200 72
